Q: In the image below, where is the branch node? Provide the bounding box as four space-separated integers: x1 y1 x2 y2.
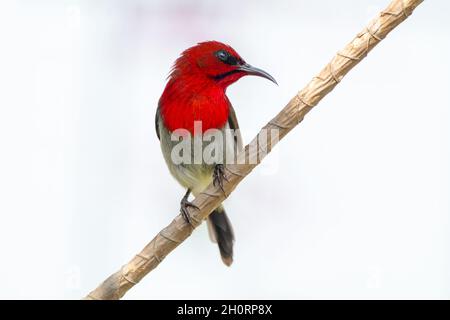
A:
401 0 411 18
329 63 341 83
121 266 138 285
200 190 221 198
225 166 245 177
337 51 360 61
268 120 289 130
159 230 181 244
365 27 383 41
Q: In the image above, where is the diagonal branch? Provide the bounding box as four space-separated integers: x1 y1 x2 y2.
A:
85 0 423 300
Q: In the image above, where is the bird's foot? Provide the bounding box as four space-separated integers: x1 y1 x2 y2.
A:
180 194 199 224
213 164 228 193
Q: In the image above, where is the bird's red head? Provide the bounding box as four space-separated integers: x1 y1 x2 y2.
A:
169 41 277 89
159 41 276 134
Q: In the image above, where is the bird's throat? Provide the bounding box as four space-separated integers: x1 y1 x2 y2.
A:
159 78 230 134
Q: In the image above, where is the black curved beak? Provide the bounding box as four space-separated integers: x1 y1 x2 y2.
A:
237 63 278 85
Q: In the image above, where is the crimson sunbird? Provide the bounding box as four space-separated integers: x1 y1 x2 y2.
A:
155 41 276 266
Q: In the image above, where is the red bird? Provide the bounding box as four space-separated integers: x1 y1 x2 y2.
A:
155 41 276 266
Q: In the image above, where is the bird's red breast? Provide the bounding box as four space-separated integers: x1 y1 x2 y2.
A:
159 76 230 134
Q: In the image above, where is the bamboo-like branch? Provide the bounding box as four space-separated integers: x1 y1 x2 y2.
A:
85 0 423 300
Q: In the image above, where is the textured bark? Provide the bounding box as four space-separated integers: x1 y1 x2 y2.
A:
85 0 424 300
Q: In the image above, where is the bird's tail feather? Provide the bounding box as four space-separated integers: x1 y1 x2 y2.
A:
207 205 235 266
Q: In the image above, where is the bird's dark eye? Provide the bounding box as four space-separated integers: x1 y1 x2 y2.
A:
215 50 238 65
216 50 229 61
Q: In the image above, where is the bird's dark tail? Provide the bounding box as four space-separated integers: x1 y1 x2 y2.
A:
207 205 235 266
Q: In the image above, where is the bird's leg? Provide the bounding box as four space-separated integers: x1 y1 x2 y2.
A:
213 164 228 193
180 188 199 224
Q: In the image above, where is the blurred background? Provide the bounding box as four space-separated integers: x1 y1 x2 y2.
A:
0 0 448 299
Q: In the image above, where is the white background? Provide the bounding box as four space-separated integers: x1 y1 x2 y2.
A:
0 0 448 299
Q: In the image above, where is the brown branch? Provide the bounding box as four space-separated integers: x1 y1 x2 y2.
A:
85 0 424 300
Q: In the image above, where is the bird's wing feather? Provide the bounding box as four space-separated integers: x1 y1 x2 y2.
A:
155 104 161 140
227 104 243 151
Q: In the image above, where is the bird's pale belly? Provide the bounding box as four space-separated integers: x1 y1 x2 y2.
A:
159 122 235 196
